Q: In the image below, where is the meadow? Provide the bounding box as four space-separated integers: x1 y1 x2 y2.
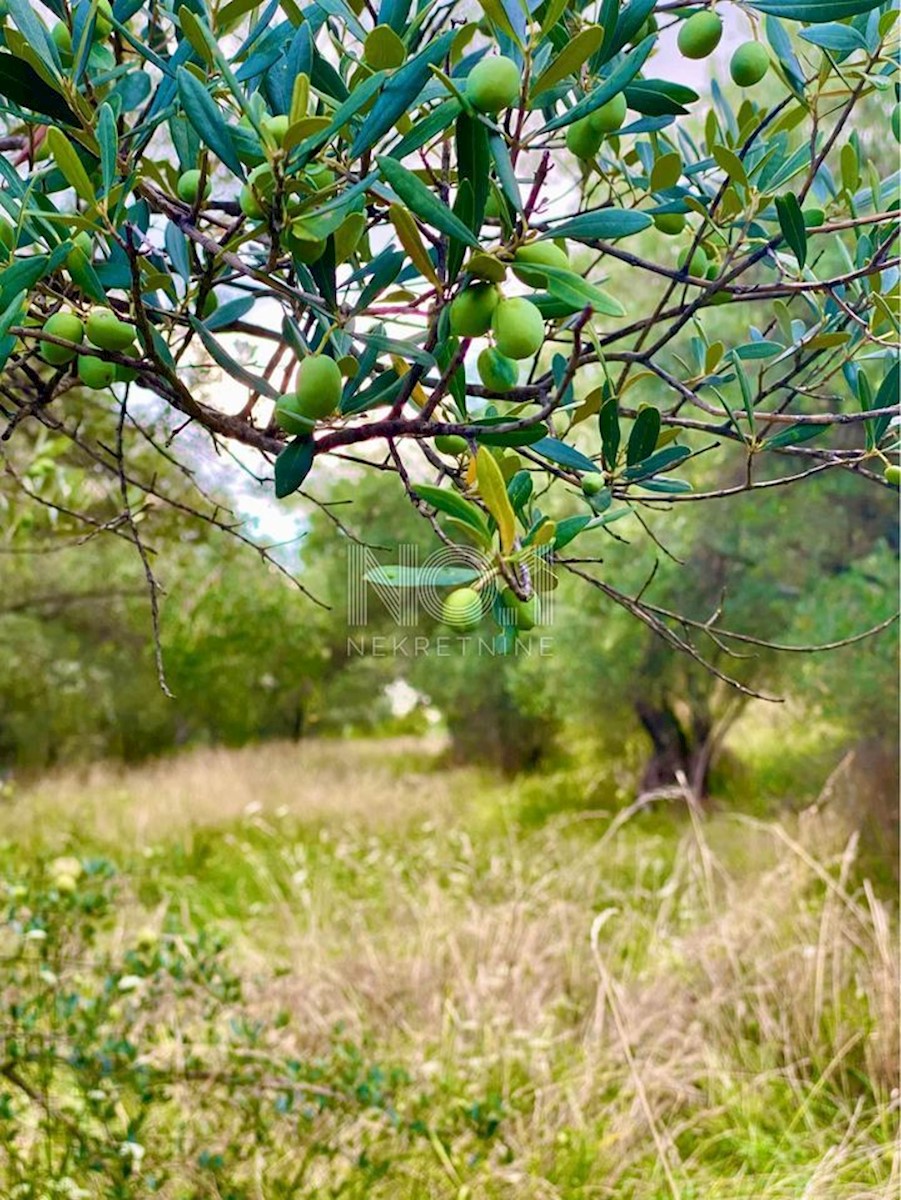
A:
0 735 897 1198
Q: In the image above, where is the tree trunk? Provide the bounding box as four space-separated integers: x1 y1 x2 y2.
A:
635 699 712 798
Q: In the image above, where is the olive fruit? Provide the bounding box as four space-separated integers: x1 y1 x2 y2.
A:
590 92 627 135
40 311 83 365
677 245 709 277
492 297 545 360
51 21 72 59
262 114 289 146
566 116 602 160
294 355 343 419
86 308 135 351
802 208 824 229
654 212 686 236
477 346 519 393
275 393 316 435
885 464 901 486
115 363 139 383
730 42 769 87
582 475 606 496
677 10 722 60
285 230 327 264
441 587 483 630
176 169 210 205
77 355 115 389
435 435 469 456
465 55 520 114
94 0 113 39
500 588 540 631
449 283 499 337
239 164 274 219
512 240 569 286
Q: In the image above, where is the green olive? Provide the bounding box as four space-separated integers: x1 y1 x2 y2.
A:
40 312 84 365
677 10 723 60
434 435 469 456
449 284 499 337
477 346 519 393
730 42 769 87
512 240 569 286
566 116 603 161
491 297 545 360
441 587 483 630
465 55 520 114
590 92 627 135
77 355 115 389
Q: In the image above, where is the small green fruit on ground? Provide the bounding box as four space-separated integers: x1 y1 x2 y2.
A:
566 116 602 160
77 355 115 389
730 42 769 87
477 346 519 392
450 284 499 337
466 55 520 114
295 355 343 419
885 464 901 486
176 169 211 205
262 114 289 146
582 474 606 496
441 587 483 630
54 872 78 894
435 435 469 456
41 312 83 365
590 92 627 135
677 245 709 277
677 10 723 59
513 240 569 286
492 297 545 360
654 212 686 236
86 308 135 352
275 393 316 435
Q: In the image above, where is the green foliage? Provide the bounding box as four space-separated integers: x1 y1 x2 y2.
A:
0 0 893 667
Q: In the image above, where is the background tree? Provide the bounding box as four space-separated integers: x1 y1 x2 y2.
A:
0 0 896 770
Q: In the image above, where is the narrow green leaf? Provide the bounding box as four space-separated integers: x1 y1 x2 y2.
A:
351 29 456 157
377 155 479 247
413 483 492 543
712 144 748 190
46 128 96 204
541 265 625 318
626 407 660 465
176 66 245 178
97 103 118 198
187 314 280 398
531 26 605 97
274 436 315 499
774 192 807 268
544 209 652 242
476 445 517 553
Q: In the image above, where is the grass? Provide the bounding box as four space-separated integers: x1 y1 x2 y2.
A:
0 736 897 1198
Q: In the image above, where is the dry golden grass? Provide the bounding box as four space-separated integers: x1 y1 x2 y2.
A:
3 738 898 1197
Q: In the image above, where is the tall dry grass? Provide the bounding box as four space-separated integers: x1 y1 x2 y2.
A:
3 738 898 1197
